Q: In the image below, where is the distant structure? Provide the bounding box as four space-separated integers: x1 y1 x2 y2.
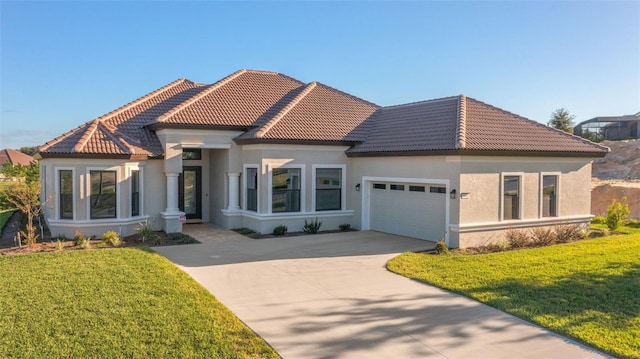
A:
0 149 35 181
574 113 640 142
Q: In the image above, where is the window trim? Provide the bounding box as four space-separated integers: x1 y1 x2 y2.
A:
86 167 121 220
267 164 305 214
312 165 346 212
55 167 75 220
500 172 524 221
128 166 143 217
540 172 560 218
243 164 260 212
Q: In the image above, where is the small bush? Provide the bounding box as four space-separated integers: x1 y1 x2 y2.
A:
102 231 123 247
73 231 90 248
434 241 448 255
303 217 322 234
137 220 155 242
232 228 261 239
554 224 581 243
339 223 351 232
591 216 606 225
171 233 198 244
530 227 555 246
54 239 64 251
272 225 288 236
605 197 630 231
505 228 529 248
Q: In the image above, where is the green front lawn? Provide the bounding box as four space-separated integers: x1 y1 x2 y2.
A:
388 224 640 359
0 248 278 358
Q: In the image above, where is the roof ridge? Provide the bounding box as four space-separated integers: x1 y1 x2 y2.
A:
99 122 134 154
95 78 191 124
73 120 100 152
154 69 249 123
456 95 467 149
466 96 610 152
382 95 460 109
312 81 380 108
256 82 318 138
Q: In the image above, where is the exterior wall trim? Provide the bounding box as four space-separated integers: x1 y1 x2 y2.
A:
450 215 592 233
222 209 354 220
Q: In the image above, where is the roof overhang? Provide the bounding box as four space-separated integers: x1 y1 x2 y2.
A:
346 149 609 158
234 138 361 146
38 153 153 160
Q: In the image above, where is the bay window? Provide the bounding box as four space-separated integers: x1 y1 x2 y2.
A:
90 170 117 219
272 168 300 212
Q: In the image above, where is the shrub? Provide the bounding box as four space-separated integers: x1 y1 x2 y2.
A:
137 220 155 242
54 239 64 251
171 233 198 244
339 223 351 232
554 224 581 243
605 197 630 231
591 216 606 225
530 227 555 246
272 225 287 236
434 241 448 255
102 231 123 247
505 228 529 248
303 218 322 234
74 231 91 249
232 228 261 239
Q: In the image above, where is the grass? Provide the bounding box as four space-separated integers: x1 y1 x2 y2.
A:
0 208 15 235
0 248 279 358
387 223 640 359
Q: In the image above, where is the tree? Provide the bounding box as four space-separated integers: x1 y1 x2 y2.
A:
18 146 40 156
548 108 575 133
1 161 44 246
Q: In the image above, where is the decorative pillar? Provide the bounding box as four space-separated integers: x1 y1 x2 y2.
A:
228 172 240 211
161 172 184 233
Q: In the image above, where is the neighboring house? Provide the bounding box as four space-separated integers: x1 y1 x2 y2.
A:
574 113 640 141
0 148 35 181
38 69 608 248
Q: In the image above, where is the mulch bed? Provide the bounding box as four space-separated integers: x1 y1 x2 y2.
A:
0 231 198 256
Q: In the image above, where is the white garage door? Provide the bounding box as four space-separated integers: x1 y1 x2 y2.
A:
369 182 446 241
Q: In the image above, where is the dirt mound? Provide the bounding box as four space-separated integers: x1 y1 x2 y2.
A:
591 180 640 219
592 139 640 180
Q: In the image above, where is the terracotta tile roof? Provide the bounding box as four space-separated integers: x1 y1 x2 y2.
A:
39 69 608 159
347 95 609 157
40 78 207 157
0 149 35 166
151 69 305 128
235 81 379 143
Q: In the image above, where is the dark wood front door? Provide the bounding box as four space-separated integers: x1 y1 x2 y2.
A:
179 166 202 220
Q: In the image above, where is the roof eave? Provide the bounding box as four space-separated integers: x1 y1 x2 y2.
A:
234 138 360 146
146 123 249 132
346 149 609 158
39 152 151 160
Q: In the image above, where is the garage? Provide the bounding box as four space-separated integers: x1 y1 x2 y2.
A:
369 181 447 241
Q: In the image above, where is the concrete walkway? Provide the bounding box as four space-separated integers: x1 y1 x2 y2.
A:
154 224 609 359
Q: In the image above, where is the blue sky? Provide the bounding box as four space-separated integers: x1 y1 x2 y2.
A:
1 1 638 149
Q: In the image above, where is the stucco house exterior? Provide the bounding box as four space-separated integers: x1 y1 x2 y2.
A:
38 69 608 248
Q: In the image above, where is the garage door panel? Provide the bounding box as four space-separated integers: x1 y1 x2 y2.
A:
370 182 446 241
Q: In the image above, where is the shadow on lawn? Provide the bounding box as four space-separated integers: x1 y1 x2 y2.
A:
466 263 640 352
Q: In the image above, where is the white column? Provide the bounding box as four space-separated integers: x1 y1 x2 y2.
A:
165 172 180 212
228 172 240 210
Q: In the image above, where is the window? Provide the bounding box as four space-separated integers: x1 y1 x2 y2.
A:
131 170 140 217
503 176 520 220
272 168 300 212
430 186 446 194
542 175 557 217
390 184 405 191
59 170 73 219
409 185 425 192
246 168 258 211
316 168 341 211
90 171 117 219
182 148 201 160
373 183 386 190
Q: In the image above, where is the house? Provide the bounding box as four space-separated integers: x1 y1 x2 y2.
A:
38 69 608 248
574 113 640 141
0 148 35 181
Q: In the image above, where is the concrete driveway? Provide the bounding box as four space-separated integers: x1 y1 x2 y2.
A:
154 225 608 359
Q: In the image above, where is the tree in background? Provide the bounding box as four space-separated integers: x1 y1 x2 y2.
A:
548 108 575 133
18 146 40 156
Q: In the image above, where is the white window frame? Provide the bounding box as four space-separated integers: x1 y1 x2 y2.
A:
55 167 76 220
539 172 561 218
243 164 260 212
267 163 305 214
500 172 524 221
311 164 346 212
127 165 144 217
86 167 121 220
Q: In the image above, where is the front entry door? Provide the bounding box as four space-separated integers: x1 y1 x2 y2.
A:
179 166 202 220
